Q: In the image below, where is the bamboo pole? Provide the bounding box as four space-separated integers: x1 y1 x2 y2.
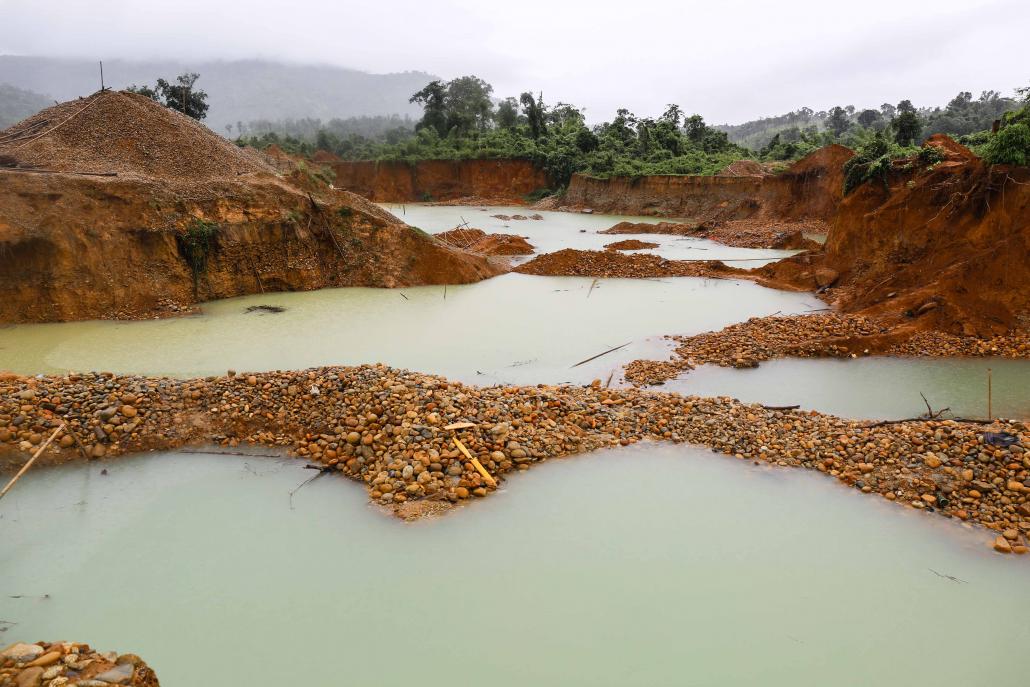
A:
0 424 65 501
452 437 496 487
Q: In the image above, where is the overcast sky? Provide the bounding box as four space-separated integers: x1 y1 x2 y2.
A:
1 0 1027 123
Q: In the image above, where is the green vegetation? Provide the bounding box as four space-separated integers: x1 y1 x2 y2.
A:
177 218 219 294
240 75 747 186
717 90 1023 152
128 73 209 121
983 95 1030 166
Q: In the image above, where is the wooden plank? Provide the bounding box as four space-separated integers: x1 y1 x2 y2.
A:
452 437 496 487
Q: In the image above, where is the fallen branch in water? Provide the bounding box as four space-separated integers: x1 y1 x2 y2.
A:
288 464 334 510
571 342 631 368
929 568 968 584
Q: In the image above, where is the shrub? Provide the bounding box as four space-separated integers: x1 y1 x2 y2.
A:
984 121 1030 166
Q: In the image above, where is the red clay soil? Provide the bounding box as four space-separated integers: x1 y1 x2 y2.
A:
549 145 854 220
514 249 750 279
604 239 659 251
759 136 1030 338
329 158 552 204
0 91 503 324
435 227 535 255
600 219 825 249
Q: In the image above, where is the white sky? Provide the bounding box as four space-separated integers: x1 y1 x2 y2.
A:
1 0 1027 123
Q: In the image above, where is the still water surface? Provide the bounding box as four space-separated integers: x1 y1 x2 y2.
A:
2 445 1028 686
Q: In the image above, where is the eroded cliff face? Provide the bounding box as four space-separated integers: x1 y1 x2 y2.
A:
328 158 552 202
558 145 854 220
761 139 1030 336
0 91 504 324
0 172 501 323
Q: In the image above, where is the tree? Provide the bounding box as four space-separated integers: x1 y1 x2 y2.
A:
684 114 706 143
893 99 921 146
520 92 547 140
826 106 850 137
410 81 448 137
857 109 881 128
880 102 896 120
445 76 494 135
495 97 520 129
127 73 208 120
155 73 209 120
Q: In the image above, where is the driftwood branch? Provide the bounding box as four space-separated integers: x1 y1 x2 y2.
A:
571 342 631 368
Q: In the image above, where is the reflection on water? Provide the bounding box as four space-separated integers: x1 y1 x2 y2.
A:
1 445 1028 687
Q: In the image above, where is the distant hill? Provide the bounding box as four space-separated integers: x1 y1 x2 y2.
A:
0 56 436 132
0 83 52 128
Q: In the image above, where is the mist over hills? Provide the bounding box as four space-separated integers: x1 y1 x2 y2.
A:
0 56 435 131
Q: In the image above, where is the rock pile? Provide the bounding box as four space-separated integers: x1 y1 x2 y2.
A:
604 239 659 251
0 641 159 686
1 365 1027 551
624 313 1030 387
515 249 743 279
599 219 826 250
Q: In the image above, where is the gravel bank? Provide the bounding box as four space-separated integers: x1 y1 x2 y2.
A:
0 641 159 686
625 313 1030 387
1 366 1027 552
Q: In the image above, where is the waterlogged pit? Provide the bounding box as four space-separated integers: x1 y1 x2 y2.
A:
663 357 1030 421
384 204 799 266
2 445 1028 687
0 273 813 385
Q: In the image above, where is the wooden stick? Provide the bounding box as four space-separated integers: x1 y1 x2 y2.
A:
571 342 631 368
0 424 65 501
453 437 496 487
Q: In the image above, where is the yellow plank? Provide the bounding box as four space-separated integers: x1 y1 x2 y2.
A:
452 437 496 487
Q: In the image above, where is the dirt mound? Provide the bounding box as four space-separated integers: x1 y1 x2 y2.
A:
717 159 769 177
0 93 505 323
0 90 272 181
434 227 534 255
600 219 824 250
923 133 977 162
604 239 659 251
760 137 1030 337
472 233 534 255
515 249 746 279
435 227 487 246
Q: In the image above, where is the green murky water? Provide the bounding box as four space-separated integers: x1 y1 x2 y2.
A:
0 273 813 386
664 357 1030 421
385 203 799 265
2 446 1028 686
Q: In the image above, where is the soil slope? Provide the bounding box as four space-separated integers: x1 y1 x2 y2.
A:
329 157 552 203
0 92 502 323
760 136 1030 337
552 145 853 220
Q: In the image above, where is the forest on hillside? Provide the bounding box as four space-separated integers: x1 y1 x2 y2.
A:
239 75 1030 187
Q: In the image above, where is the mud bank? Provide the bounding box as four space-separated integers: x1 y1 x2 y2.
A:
0 172 501 324
550 145 852 219
328 158 552 203
0 92 501 324
760 137 1030 336
2 365 1027 550
0 642 159 686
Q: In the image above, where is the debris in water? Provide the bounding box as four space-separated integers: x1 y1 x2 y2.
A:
246 305 286 314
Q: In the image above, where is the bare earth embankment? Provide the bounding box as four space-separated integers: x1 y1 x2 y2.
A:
0 91 502 324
